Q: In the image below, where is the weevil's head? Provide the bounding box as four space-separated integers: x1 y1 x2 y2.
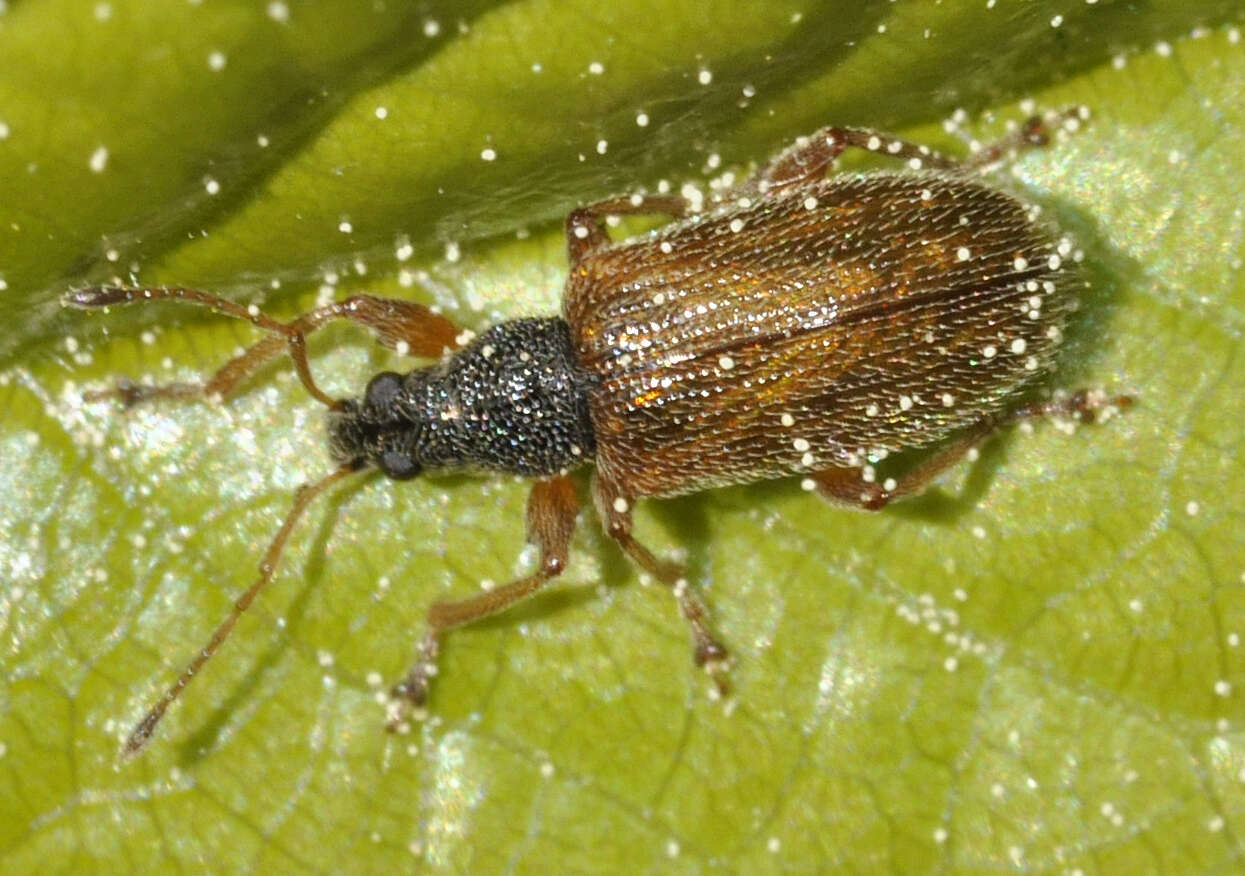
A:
327 371 424 480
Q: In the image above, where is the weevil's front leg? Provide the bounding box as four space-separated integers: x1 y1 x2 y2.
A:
566 194 689 265
68 287 463 408
191 294 462 403
386 475 580 725
810 389 1132 510
592 472 730 696
758 108 1088 193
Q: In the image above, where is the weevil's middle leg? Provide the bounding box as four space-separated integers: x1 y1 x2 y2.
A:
386 475 580 725
566 194 689 265
592 473 730 696
68 287 463 409
810 389 1133 510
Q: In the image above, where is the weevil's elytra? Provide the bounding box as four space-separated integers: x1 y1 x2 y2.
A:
67 107 1129 755
569 171 1073 500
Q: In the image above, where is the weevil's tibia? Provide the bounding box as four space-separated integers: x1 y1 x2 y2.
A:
386 475 581 728
66 286 461 410
122 463 359 757
759 127 958 192
810 389 1134 511
593 474 732 698
757 106 1090 193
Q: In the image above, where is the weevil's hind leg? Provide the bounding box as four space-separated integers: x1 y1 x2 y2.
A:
758 128 960 193
758 107 1088 194
810 420 999 511
959 107 1088 171
68 287 463 409
592 474 731 696
386 475 580 725
810 389 1132 511
566 194 689 264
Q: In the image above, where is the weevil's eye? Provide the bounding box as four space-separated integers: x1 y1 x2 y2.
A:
365 371 405 412
378 449 421 480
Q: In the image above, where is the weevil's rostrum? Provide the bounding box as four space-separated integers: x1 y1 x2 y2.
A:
69 108 1128 755
570 171 1073 498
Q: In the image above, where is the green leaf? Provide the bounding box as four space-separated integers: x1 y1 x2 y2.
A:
2 1 1243 873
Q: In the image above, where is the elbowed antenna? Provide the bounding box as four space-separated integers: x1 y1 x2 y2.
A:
66 285 343 409
65 287 133 307
123 463 359 757
65 285 293 333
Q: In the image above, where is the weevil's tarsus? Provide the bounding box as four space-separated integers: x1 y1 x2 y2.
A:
67 287 462 410
122 463 359 757
1009 387 1133 424
386 475 580 725
960 106 1089 172
83 377 205 407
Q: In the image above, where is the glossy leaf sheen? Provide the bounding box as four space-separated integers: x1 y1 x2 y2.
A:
1 1 1243 873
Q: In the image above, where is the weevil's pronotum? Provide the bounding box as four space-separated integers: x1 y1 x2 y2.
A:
69 108 1129 755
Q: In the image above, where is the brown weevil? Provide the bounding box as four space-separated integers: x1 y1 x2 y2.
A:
68 107 1129 755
